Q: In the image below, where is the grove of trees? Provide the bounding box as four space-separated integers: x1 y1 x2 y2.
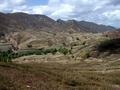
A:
0 47 71 62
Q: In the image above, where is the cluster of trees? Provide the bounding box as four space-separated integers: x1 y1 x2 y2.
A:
0 47 71 62
0 50 13 62
97 38 120 53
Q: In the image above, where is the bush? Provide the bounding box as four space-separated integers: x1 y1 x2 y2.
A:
81 41 86 45
50 48 57 55
0 51 13 62
96 38 120 53
80 50 90 59
27 44 32 48
58 47 69 55
76 37 80 40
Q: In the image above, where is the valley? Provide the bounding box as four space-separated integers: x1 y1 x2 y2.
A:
0 12 120 90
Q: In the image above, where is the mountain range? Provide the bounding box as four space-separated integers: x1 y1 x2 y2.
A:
0 12 116 35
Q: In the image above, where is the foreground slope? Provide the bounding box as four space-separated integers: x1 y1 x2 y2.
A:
0 59 120 90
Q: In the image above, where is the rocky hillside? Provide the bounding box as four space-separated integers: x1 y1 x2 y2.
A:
79 21 115 33
104 29 120 39
0 12 118 56
0 12 116 35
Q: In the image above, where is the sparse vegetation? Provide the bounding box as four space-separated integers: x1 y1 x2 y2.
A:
0 62 120 90
80 50 90 59
0 12 120 90
0 74 15 90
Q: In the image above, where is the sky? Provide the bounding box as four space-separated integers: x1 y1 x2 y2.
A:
0 0 120 28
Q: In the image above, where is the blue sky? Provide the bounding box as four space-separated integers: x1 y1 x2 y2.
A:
26 0 48 6
0 0 120 28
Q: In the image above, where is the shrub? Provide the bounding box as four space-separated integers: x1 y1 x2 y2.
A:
80 50 90 59
0 51 12 62
96 38 120 53
69 49 72 54
76 37 80 40
27 44 32 48
50 48 57 55
81 41 86 45
58 47 69 55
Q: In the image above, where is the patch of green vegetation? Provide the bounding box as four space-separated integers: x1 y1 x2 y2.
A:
0 47 71 62
0 50 13 62
97 38 120 53
58 47 70 55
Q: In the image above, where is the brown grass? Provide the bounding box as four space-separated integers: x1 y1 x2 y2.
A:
0 61 120 90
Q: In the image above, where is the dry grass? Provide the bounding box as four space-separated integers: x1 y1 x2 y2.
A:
0 60 120 90
1 31 120 90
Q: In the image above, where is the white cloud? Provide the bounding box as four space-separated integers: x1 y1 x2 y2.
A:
103 10 120 20
0 0 120 27
0 0 26 12
32 6 50 14
9 0 26 6
0 0 8 10
12 5 30 13
50 4 75 19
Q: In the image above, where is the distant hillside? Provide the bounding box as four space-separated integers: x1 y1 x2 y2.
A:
0 12 116 35
79 21 115 33
104 29 120 39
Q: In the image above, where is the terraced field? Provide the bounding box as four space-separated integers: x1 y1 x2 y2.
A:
0 30 120 90
0 54 120 90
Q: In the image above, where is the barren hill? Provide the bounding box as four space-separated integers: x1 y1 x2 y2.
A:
0 12 116 35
